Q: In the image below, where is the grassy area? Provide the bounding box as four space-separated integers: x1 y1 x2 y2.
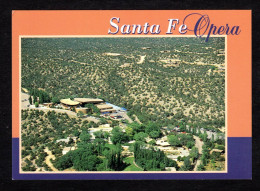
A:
123 157 143 171
177 161 184 167
63 167 76 171
205 161 225 171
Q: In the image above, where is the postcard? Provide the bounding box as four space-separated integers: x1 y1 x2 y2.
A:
12 10 251 179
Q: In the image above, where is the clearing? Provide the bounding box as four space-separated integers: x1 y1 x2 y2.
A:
137 55 146 64
123 157 143 171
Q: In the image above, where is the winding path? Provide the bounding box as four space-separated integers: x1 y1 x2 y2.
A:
133 114 142 124
193 135 203 154
44 147 58 171
133 160 143 170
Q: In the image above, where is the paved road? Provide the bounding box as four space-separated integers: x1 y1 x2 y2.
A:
116 112 133 123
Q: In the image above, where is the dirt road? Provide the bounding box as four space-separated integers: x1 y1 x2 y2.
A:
21 92 30 109
193 135 204 170
194 158 201 171
193 135 203 154
120 112 133 123
133 114 142 124
44 147 58 171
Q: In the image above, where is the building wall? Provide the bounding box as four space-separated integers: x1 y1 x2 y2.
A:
75 108 90 114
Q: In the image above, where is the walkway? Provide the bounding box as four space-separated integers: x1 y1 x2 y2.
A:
133 160 143 170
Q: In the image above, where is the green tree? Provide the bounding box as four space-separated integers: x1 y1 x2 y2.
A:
186 141 195 149
168 135 180 147
211 65 217 71
35 102 39 108
100 118 107 124
200 132 208 142
210 158 216 168
148 139 156 146
211 134 215 142
73 130 80 137
201 154 208 166
111 120 119 127
128 122 145 134
68 138 74 145
33 95 37 103
125 126 134 140
106 147 124 171
149 130 160 139
39 93 43 104
111 127 128 144
103 132 110 140
189 146 199 162
79 131 91 144
179 124 186 132
145 122 160 135
29 96 32 105
183 157 192 171
93 130 105 139
77 111 84 118
51 97 60 104
197 164 205 171
133 132 148 142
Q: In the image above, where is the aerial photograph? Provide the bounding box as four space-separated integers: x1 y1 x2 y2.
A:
20 37 226 172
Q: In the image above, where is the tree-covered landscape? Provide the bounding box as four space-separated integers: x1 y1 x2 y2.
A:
21 37 226 172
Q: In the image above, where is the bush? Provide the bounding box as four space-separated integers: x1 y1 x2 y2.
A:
148 139 156 146
216 145 225 151
35 102 39 107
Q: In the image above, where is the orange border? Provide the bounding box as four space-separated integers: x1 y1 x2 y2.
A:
12 10 251 138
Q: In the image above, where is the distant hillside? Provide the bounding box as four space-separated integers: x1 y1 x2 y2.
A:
21 37 225 130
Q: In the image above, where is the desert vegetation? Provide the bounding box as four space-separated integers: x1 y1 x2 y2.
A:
21 37 225 131
21 37 226 172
